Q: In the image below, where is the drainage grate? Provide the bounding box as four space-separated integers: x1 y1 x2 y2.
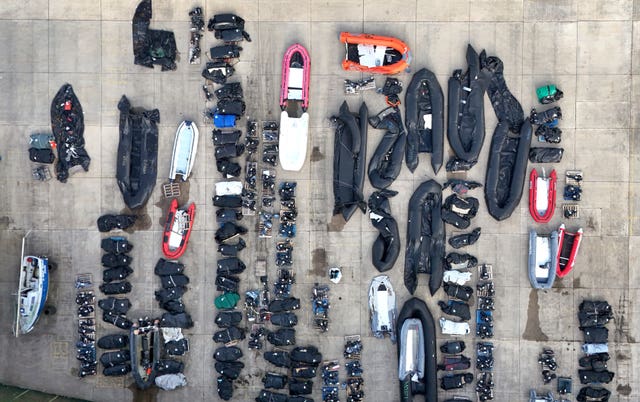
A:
163 182 181 198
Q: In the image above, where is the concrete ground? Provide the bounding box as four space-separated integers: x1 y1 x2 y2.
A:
0 0 638 401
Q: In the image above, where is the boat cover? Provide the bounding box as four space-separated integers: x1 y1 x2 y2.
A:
368 190 400 272
51 84 91 182
332 102 367 221
484 121 532 221
404 68 444 173
116 95 159 209
404 180 445 295
132 0 177 71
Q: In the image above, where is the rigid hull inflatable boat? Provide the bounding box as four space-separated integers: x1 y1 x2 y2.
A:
556 224 583 278
340 32 411 75
529 169 557 223
279 43 311 171
528 229 559 289
162 199 196 259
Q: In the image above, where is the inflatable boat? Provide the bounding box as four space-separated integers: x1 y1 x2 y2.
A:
162 199 196 259
116 96 159 210
404 180 445 295
485 121 532 221
340 32 411 75
529 169 556 223
368 275 397 342
369 190 400 272
556 224 583 278
15 236 52 336
397 297 437 402
404 68 444 174
279 43 310 172
130 319 161 389
528 229 558 289
332 102 368 222
169 121 199 182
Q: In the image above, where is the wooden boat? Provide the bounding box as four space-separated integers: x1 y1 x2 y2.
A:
162 199 196 259
528 229 558 289
15 235 52 336
340 32 411 75
169 121 199 182
556 224 583 278
130 319 161 389
279 43 310 172
529 168 556 223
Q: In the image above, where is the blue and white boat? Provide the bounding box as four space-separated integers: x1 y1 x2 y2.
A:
15 236 52 336
169 121 199 182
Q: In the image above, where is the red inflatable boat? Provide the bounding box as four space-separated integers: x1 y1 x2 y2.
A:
556 224 583 278
162 199 195 259
340 32 411 75
529 169 556 223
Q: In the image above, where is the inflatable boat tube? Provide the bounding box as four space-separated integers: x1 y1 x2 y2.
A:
556 224 583 278
332 101 367 221
404 68 444 174
529 169 556 223
485 121 532 221
340 32 411 75
397 297 437 402
368 108 406 189
404 180 445 295
447 45 490 166
528 229 558 289
368 190 400 272
116 95 159 209
481 54 524 133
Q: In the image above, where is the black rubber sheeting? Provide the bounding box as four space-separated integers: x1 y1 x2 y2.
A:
484 121 532 221
368 107 406 189
397 297 437 402
446 45 490 169
405 67 444 174
368 190 400 272
332 101 368 222
51 83 91 182
481 54 524 133
116 95 159 210
132 0 177 71
404 180 445 295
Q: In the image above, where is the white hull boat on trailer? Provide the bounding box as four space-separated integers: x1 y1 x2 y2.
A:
368 275 397 342
279 43 310 172
169 121 199 182
15 235 52 336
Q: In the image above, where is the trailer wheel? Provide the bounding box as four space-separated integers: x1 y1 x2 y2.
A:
48 262 57 272
43 305 57 316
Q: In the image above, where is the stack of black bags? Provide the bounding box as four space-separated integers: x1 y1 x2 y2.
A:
577 300 614 402
98 237 134 330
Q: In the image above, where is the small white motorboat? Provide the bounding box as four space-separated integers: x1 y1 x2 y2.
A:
368 275 397 342
169 121 199 182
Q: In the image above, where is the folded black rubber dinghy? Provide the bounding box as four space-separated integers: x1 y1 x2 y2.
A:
333 101 368 222
404 180 445 295
132 0 177 71
368 190 400 272
368 107 406 189
405 67 444 174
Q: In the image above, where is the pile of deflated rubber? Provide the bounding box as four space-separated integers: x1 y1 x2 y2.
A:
203 14 251 84
367 106 406 189
116 95 159 210
446 44 490 171
332 101 368 222
443 180 482 248
98 237 134 330
50 83 91 182
404 180 445 295
368 190 400 272
132 0 177 71
211 82 246 177
257 346 322 402
577 300 614 402
404 67 444 174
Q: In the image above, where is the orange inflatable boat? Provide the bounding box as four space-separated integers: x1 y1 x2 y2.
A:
340 32 411 75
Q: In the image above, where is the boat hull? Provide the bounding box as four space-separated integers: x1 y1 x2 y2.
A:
556 224 583 278
169 121 199 182
528 230 559 289
162 199 196 259
16 257 49 335
529 169 556 223
279 111 309 171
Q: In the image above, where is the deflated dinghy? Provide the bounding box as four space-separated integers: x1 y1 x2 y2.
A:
132 0 177 71
340 32 411 75
404 68 444 174
529 169 557 223
556 224 583 278
528 229 558 289
332 102 368 222
397 297 437 402
169 121 199 182
368 275 397 342
482 53 525 133
162 199 196 259
368 190 400 272
405 180 445 295
117 96 159 209
446 45 490 170
130 318 161 389
368 107 406 189
484 121 532 221
279 43 311 172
